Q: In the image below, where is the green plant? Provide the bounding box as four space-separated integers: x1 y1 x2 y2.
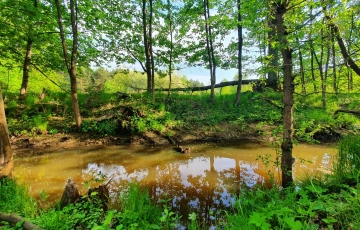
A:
48 129 59 135
0 178 37 216
333 134 360 182
32 115 48 133
112 183 164 229
187 212 199 230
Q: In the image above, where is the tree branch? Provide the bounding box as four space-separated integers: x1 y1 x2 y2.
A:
30 63 69 93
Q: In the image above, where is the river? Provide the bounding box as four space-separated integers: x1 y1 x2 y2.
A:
14 141 337 225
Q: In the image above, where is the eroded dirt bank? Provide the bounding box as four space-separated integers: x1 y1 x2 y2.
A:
11 123 275 158
11 121 342 158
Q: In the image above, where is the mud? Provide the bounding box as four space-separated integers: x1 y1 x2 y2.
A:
11 122 272 158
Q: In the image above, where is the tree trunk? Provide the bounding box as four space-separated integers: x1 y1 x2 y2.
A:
323 41 330 108
55 0 82 128
203 0 216 104
312 28 326 108
296 37 306 94
167 0 173 100
274 1 294 188
266 9 278 90
0 89 13 179
19 39 33 100
234 0 243 106
309 7 317 92
142 0 152 93
348 70 353 91
310 46 317 92
149 0 155 102
331 33 337 94
324 14 360 76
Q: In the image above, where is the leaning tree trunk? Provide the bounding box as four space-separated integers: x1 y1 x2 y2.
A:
324 12 360 76
274 0 294 188
0 89 13 179
19 39 32 101
55 0 82 128
234 0 243 106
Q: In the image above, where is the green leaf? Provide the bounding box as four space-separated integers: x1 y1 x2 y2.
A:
248 212 271 230
284 217 303 230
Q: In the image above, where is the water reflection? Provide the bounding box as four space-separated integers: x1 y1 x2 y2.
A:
14 142 337 224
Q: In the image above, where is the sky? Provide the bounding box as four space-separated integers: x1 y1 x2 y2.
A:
177 66 238 84
112 62 239 85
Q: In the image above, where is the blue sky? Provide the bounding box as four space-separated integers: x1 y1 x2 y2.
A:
177 66 238 84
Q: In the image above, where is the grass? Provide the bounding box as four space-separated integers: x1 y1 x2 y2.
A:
0 178 37 216
4 87 359 141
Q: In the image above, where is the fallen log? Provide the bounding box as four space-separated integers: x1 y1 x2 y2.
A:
0 212 43 230
334 109 360 117
158 79 259 92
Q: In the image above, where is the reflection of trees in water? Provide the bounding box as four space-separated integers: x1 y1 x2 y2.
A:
79 147 334 226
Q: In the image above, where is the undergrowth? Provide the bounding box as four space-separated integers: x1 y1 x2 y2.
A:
5 90 359 141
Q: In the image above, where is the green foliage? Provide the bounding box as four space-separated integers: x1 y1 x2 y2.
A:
0 178 37 217
111 183 170 229
81 119 118 136
225 182 360 230
35 195 105 229
32 115 48 133
333 135 360 181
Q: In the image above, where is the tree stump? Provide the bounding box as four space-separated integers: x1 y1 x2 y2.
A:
60 179 80 209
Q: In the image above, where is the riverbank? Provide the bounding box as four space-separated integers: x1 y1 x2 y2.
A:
10 121 342 158
7 91 355 158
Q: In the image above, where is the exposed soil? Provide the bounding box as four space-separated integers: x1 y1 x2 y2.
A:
11 121 343 158
11 122 275 158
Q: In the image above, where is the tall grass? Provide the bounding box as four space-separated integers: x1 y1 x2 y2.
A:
333 135 360 182
0 178 37 216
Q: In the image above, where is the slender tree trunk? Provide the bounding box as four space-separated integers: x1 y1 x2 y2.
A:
0 89 13 179
322 43 330 108
149 0 155 102
55 0 81 128
19 39 33 100
348 70 353 91
331 33 337 94
167 0 173 100
312 28 325 107
234 0 243 106
296 37 306 94
274 1 294 188
309 7 317 92
208 26 216 104
347 12 354 90
203 0 215 104
19 0 38 101
267 9 278 90
142 0 152 93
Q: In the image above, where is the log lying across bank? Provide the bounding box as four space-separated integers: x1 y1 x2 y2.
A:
157 79 259 92
0 212 43 230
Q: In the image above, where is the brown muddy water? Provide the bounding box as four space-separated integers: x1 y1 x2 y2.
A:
14 142 336 224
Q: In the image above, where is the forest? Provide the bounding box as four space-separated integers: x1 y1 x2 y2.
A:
0 0 360 229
